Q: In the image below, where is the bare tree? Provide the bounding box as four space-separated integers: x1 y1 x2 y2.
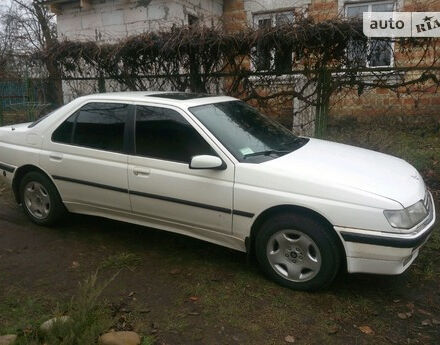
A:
0 3 16 77
4 0 62 104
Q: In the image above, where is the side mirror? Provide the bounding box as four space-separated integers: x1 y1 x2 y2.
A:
189 155 225 170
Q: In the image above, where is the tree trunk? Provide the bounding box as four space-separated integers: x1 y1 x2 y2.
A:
32 1 63 106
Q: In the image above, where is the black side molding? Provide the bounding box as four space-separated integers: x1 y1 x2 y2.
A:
52 175 129 194
52 175 254 218
341 226 435 249
129 190 232 214
0 162 15 173
232 209 255 218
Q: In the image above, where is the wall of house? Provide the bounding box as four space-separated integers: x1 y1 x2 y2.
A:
235 0 440 121
56 0 440 123
57 0 223 41
324 0 440 119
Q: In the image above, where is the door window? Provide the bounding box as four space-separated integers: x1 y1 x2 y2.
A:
135 105 216 163
52 102 130 153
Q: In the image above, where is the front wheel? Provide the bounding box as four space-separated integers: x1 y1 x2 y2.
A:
255 213 341 291
19 171 66 226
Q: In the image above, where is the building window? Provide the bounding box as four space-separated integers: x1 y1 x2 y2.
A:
188 14 199 27
253 11 295 72
345 1 395 67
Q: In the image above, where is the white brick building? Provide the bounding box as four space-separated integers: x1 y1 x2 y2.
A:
45 0 224 41
43 0 313 42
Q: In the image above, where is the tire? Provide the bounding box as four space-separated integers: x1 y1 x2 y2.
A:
19 171 66 226
255 213 341 291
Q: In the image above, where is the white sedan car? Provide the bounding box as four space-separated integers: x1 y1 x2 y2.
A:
0 92 436 290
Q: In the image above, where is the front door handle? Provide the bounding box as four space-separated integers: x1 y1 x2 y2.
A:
133 167 151 177
49 153 63 162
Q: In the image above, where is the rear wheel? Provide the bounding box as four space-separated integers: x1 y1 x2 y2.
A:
19 171 65 226
255 213 341 291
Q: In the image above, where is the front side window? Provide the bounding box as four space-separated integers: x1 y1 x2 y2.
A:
52 102 129 153
189 101 308 163
135 105 216 163
346 1 394 67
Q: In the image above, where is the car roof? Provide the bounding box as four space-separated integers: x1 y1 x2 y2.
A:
77 91 237 108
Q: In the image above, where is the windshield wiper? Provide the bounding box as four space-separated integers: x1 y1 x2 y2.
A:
243 150 291 159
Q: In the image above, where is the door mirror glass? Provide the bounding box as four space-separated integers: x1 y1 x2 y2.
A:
189 155 224 170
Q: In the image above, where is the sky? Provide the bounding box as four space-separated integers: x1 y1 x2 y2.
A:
0 0 12 13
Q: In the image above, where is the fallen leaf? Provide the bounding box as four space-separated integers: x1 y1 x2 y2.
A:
421 319 432 326
189 296 199 302
188 312 200 316
284 335 295 343
169 269 181 275
393 299 401 303
128 291 135 297
417 309 432 316
427 169 435 177
71 261 80 269
432 319 440 325
398 312 408 319
358 325 374 335
328 325 339 334
385 335 398 344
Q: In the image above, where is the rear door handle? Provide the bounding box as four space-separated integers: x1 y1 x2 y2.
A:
133 167 151 177
49 153 63 162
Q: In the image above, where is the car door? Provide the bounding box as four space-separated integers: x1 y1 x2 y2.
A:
40 101 132 212
128 104 234 234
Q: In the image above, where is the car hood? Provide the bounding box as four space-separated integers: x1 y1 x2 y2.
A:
263 138 425 208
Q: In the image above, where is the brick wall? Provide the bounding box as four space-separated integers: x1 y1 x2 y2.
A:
308 0 440 119
222 0 246 32
309 0 338 21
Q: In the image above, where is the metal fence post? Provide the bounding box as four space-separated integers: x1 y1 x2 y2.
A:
98 71 106 93
0 100 3 126
26 77 36 122
315 68 331 138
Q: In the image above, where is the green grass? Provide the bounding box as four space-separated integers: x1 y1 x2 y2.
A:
141 336 155 345
0 272 117 345
100 252 142 270
43 272 114 345
0 292 51 338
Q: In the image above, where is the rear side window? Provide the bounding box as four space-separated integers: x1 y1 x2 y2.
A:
52 102 130 153
135 105 216 163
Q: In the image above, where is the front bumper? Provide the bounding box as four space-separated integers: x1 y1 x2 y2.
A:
0 161 16 185
335 192 436 275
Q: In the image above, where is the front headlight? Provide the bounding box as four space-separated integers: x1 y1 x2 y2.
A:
384 200 427 229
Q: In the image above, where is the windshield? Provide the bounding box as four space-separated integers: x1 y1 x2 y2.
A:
28 104 65 128
189 101 308 163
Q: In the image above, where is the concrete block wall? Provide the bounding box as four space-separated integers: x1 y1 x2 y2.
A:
57 0 224 42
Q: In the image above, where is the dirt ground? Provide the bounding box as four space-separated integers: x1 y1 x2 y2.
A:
0 178 439 345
